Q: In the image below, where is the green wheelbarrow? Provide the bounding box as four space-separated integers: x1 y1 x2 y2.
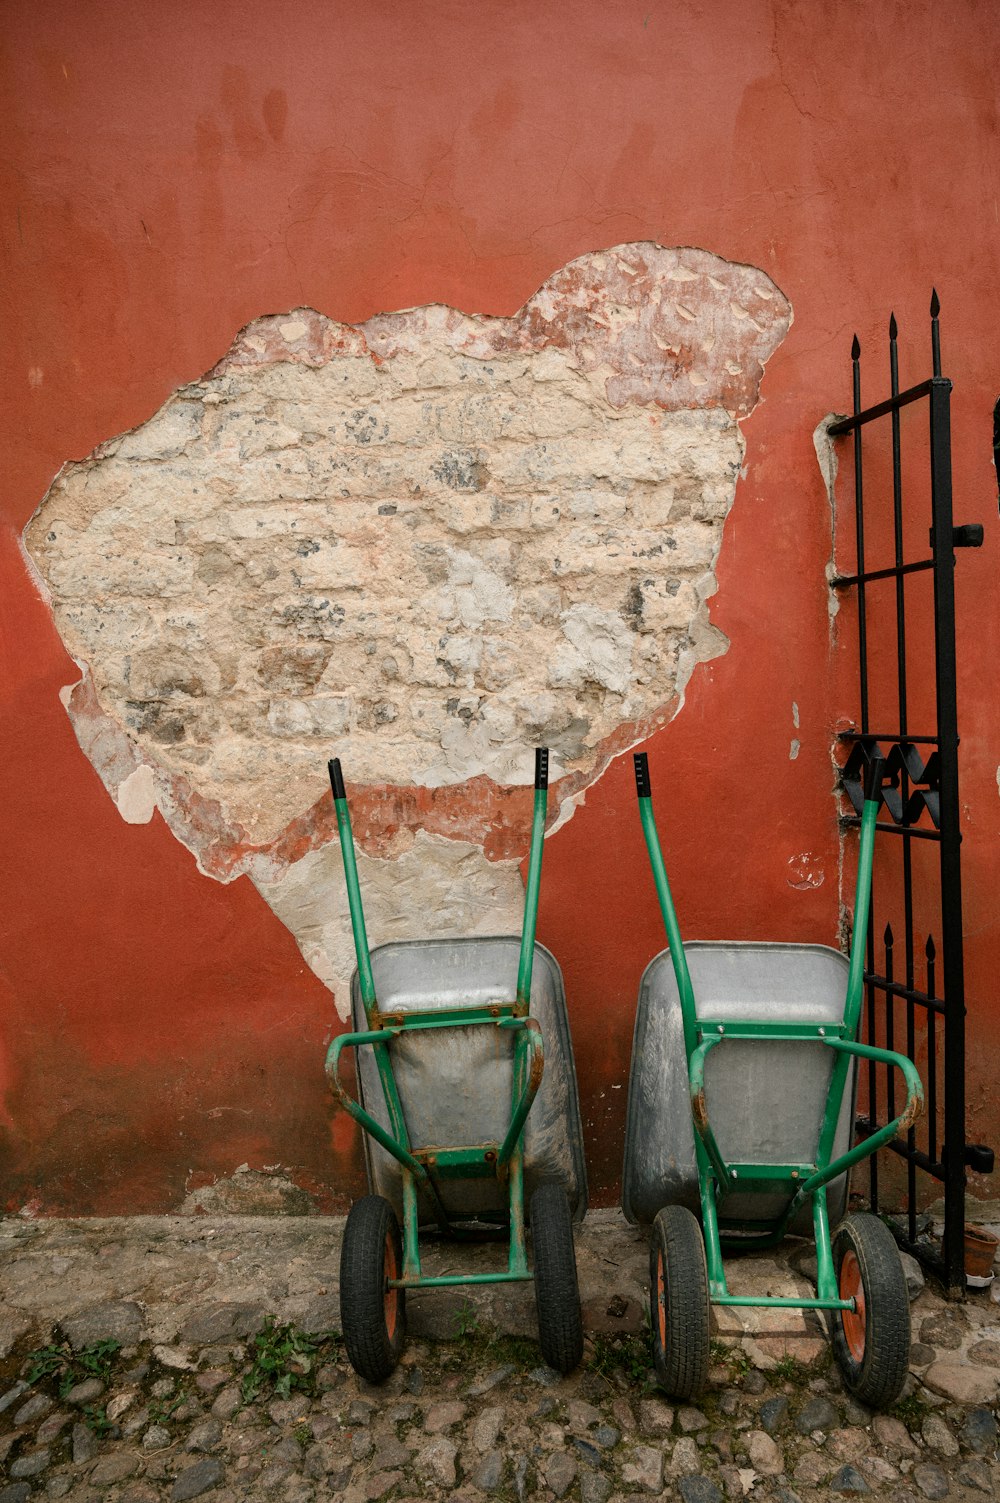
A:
622 752 923 1407
326 748 586 1383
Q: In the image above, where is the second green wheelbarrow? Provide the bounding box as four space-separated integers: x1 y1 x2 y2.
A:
326 748 587 1382
622 752 923 1407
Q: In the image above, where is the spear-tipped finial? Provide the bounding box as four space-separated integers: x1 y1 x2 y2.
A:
884 922 894 946
851 334 861 360
888 311 900 394
926 933 936 960
930 289 942 375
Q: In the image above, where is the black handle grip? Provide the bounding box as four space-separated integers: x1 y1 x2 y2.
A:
864 753 885 804
328 758 346 801
535 747 549 790
634 752 651 799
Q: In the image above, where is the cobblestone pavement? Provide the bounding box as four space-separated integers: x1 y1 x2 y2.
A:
2 1209 999 1502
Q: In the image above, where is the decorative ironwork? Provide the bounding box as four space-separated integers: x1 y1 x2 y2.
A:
828 295 988 1293
840 739 940 835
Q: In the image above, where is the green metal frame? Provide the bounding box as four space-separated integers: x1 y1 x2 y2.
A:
635 754 923 1314
325 753 551 1291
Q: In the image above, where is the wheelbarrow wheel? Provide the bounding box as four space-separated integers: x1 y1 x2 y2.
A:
828 1213 910 1409
650 1205 710 1400
340 1195 406 1383
531 1182 584 1373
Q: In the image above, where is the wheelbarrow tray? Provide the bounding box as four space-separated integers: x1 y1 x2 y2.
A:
622 941 857 1235
350 936 588 1226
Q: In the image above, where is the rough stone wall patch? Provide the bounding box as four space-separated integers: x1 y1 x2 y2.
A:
23 243 790 1010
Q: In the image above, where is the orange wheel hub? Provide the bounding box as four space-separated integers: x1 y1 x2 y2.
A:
384 1234 400 1340
839 1249 866 1363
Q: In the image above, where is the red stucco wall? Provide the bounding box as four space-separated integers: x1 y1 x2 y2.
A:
3 0 998 1214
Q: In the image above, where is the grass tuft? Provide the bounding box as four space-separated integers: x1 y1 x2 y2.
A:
588 1332 652 1386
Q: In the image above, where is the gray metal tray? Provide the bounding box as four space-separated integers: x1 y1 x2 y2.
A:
351 937 588 1225
622 942 857 1234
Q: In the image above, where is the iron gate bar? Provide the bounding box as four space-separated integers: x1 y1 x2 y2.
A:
827 377 937 433
886 926 897 1126
929 353 968 1289
871 1139 942 1178
891 350 912 1111
841 732 939 743
927 935 939 1164
833 559 935 587
850 334 867 738
854 974 944 1015
828 292 987 1293
843 822 940 844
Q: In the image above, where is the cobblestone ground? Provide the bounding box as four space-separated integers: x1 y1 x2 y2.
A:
2 1211 999 1502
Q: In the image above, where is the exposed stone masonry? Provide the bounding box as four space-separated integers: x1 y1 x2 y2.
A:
23 244 790 1006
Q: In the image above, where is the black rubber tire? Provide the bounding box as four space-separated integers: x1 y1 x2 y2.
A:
649 1204 711 1400
828 1212 911 1409
531 1182 584 1373
340 1195 406 1383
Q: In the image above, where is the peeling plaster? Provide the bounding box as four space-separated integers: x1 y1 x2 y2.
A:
787 851 825 891
115 764 160 825
815 413 842 622
23 243 791 1005
252 831 527 1018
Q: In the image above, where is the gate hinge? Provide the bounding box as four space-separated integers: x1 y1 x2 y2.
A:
931 524 984 549
965 1142 995 1174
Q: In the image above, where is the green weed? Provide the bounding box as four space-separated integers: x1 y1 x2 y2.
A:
482 1332 541 1369
710 1341 751 1379
772 1354 811 1385
893 1390 930 1430
23 1345 66 1387
24 1339 121 1400
241 1321 326 1403
589 1332 652 1386
149 1390 186 1426
81 1403 113 1436
432 1322 538 1372
453 1301 480 1340
76 1340 121 1381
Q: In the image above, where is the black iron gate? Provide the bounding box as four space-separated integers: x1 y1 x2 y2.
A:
828 294 989 1294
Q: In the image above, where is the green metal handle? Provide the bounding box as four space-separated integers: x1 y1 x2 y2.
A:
516 749 549 1011
388 1270 534 1289
325 1029 427 1176
842 756 884 1039
328 758 420 1185
688 1034 922 1218
795 1037 924 1203
688 1033 728 1185
818 756 886 1169
634 753 698 1057
497 1020 544 1167
326 1014 546 1176
328 759 378 1023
